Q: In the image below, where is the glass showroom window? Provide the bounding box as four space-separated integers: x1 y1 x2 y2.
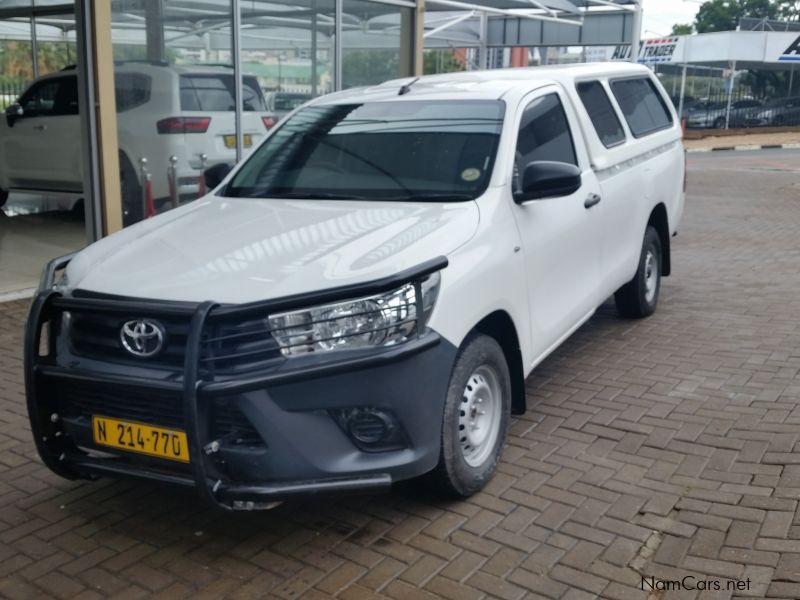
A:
110 0 239 227
342 0 414 90
240 0 335 126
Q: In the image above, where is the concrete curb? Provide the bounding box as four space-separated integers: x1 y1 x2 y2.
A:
687 143 800 154
0 287 35 304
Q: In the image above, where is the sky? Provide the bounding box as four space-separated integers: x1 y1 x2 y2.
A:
641 0 701 37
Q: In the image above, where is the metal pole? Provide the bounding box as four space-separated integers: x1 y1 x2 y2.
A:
311 0 318 96
479 11 488 70
30 12 39 79
334 0 342 90
232 0 243 162
144 0 165 63
724 60 736 129
74 0 101 242
678 64 687 121
629 0 642 64
168 155 179 209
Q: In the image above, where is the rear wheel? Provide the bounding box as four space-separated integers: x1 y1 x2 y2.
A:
119 152 142 227
615 226 662 319
428 334 511 498
713 117 726 129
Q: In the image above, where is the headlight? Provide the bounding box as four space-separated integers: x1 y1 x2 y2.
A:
268 272 441 357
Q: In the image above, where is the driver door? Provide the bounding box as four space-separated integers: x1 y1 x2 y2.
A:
4 76 81 192
510 88 605 362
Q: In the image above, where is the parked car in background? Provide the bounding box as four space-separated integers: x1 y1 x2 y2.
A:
27 62 685 508
0 63 274 224
746 96 800 127
686 98 762 129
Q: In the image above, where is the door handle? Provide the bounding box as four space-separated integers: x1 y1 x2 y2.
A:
584 193 601 209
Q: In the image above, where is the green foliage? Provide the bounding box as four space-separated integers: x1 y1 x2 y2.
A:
342 50 400 88
671 23 694 35
0 41 76 87
775 0 800 19
692 0 799 33
423 50 465 75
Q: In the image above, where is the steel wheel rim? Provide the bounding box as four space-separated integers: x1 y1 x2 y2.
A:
644 250 658 303
459 364 502 468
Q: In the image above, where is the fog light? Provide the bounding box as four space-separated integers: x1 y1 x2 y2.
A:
348 410 392 444
331 408 407 452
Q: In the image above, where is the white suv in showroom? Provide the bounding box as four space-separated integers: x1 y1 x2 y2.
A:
27 63 684 509
0 63 275 224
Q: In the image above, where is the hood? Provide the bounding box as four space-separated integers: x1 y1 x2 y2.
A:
66 196 479 303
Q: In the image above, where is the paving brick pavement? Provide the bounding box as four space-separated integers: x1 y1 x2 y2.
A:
1 149 800 599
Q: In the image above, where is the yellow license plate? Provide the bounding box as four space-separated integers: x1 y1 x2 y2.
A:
223 134 252 148
92 416 190 463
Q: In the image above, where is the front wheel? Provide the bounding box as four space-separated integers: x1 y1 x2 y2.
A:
713 117 726 129
615 226 662 319
428 334 511 498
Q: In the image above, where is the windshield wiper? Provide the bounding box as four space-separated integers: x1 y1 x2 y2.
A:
380 193 476 202
265 192 367 200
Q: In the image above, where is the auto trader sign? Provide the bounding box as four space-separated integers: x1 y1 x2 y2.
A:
779 35 800 62
612 37 685 64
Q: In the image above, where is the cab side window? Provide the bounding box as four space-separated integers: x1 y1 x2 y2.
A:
514 94 577 192
576 80 626 148
610 77 673 138
19 79 61 118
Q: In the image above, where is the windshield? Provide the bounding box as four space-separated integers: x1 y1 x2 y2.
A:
225 100 505 202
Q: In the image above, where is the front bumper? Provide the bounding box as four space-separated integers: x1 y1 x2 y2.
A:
26 256 455 510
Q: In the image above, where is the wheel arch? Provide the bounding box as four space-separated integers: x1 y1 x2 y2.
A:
472 310 526 415
648 203 671 277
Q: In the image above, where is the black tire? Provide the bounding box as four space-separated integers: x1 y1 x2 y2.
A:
615 226 662 319
119 152 142 227
428 334 511 498
713 117 726 129
0 187 8 208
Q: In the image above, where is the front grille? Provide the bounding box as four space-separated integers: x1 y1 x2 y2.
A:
57 380 261 444
70 312 190 369
68 308 282 375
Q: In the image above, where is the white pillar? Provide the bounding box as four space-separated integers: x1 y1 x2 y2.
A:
629 1 642 64
479 11 488 70
232 0 243 162
724 60 736 130
677 64 687 121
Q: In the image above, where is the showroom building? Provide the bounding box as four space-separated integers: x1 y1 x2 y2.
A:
0 0 641 296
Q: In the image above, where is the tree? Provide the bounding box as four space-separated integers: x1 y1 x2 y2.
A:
423 50 465 75
694 0 776 33
341 50 400 88
671 23 694 35
776 0 800 19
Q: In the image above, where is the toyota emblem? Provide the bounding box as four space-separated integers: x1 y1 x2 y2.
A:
120 319 166 358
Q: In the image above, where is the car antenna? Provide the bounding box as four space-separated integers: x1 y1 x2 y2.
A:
398 77 419 96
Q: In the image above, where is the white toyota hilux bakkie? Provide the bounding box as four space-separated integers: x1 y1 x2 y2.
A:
26 62 684 510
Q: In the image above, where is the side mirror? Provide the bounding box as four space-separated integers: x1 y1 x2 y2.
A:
5 103 23 127
204 163 233 190
515 161 582 203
